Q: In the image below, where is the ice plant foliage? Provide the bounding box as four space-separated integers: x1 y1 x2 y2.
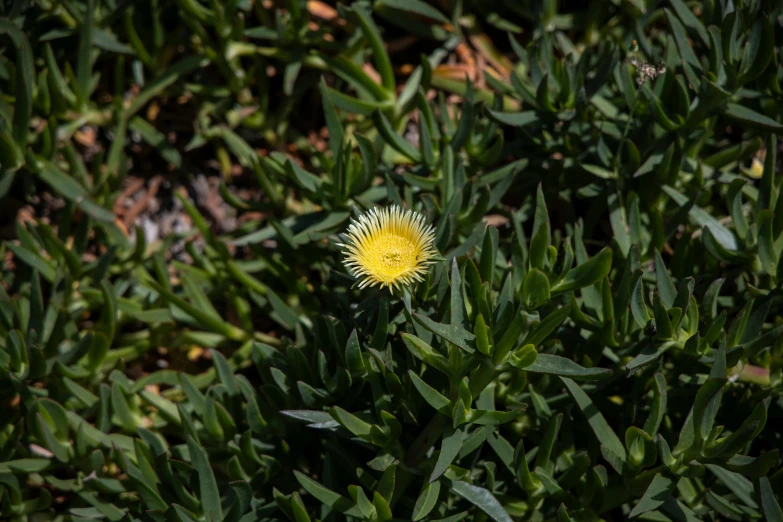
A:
340 206 437 289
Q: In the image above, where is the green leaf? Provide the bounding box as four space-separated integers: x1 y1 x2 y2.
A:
474 314 491 356
127 55 206 117
376 0 451 24
738 17 774 84
413 480 441 521
451 257 466 328
325 87 381 116
526 354 611 380
128 117 182 167
371 297 390 349
702 226 749 264
551 247 612 294
147 281 246 341
319 77 345 157
488 110 539 127
331 406 373 439
668 0 709 44
377 463 396 502
451 80 475 151
372 110 421 162
402 333 453 376
468 408 524 425
187 436 223 522
507 344 538 370
414 313 475 353
246 396 268 434
758 210 777 277
493 307 527 364
629 473 676 518
281 410 339 429
0 131 22 173
608 191 630 255
6 244 56 283
514 438 542 493
373 491 392 521
37 409 72 462
522 268 550 310
408 371 451 416
480 226 498 288
294 471 362 517
126 464 166 511
75 0 94 107
706 465 757 509
36 158 115 222
521 305 571 348
536 73 555 112
449 480 513 522
345 329 365 374
693 377 726 442
662 185 738 251
641 85 681 131
653 249 676 309
0 19 34 147
725 451 780 478
724 103 783 132
529 184 551 271
430 425 465 482
643 374 667 437
535 413 563 470
585 163 617 180
352 6 395 92
664 8 701 70
705 398 769 457
760 476 783 522
561 377 626 461
557 504 574 522
139 390 180 426
758 134 777 212
111 381 138 431
0 458 52 474
627 340 677 375
741 324 783 358
533 467 564 497
651 292 673 340
348 484 375 519
289 492 312 522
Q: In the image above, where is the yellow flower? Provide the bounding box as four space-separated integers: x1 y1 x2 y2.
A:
340 206 437 290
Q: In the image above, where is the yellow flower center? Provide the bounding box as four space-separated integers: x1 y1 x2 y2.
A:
372 234 417 279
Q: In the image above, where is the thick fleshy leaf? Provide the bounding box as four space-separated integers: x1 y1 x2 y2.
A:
759 476 783 522
551 248 612 294
449 480 513 522
430 425 464 482
526 354 611 380
629 473 676 518
294 471 361 517
187 436 223 522
414 313 475 353
561 378 626 461
412 480 441 521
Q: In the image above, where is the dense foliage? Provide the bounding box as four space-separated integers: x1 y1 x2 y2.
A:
1 0 783 521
